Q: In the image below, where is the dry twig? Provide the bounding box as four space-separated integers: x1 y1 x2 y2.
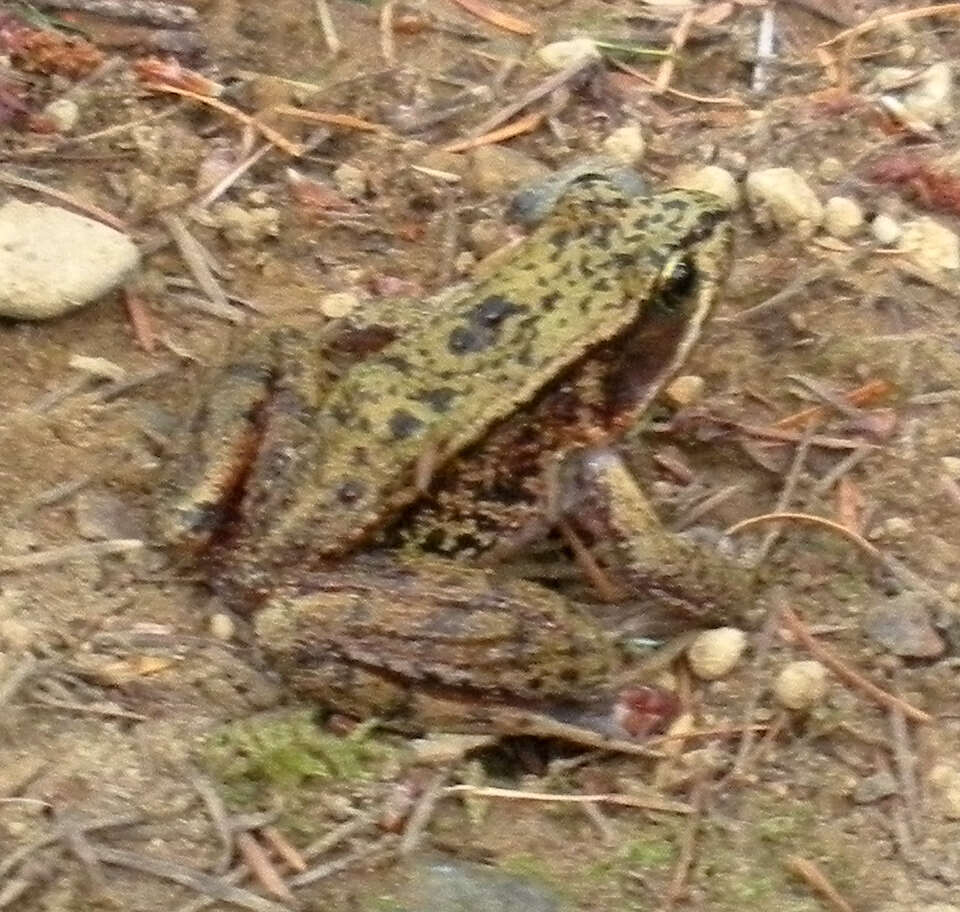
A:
444 785 692 814
0 172 126 231
784 855 856 912
726 512 880 562
447 0 535 35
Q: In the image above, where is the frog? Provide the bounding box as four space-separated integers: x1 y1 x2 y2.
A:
160 172 753 753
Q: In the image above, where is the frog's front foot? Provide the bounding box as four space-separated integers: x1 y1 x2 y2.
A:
557 447 757 626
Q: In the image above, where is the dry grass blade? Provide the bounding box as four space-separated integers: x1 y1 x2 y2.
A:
287 834 398 888
610 60 745 105
818 4 960 49
260 828 307 873
380 0 397 65
725 512 880 562
400 770 447 855
315 0 342 54
780 607 932 724
665 779 705 907
654 8 693 93
0 539 144 573
447 0 535 35
92 845 292 912
442 110 544 153
270 104 391 134
35 0 199 28
0 172 127 231
784 855 856 912
444 785 693 813
772 379 893 430
142 84 303 156
159 213 234 319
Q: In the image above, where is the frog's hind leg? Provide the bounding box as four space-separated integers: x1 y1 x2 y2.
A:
558 447 756 626
160 327 324 553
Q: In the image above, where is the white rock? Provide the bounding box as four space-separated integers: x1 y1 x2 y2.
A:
601 124 644 167
319 291 359 319
823 197 863 239
871 214 901 245
670 165 739 208
0 200 139 320
209 612 236 641
746 167 823 236
537 37 600 71
899 216 960 270
903 62 953 126
43 98 79 133
774 660 829 710
665 374 705 407
687 628 747 680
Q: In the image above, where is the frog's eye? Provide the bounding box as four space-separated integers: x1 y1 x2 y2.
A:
660 255 697 306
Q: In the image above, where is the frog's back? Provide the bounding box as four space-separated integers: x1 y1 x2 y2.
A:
270 184 731 557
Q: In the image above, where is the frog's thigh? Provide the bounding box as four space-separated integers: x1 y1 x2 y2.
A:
562 448 754 623
162 327 325 548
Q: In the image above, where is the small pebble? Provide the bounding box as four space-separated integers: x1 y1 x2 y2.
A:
898 216 960 270
871 214 901 245
665 374 705 407
774 660 829 710
940 455 960 478
817 157 844 182
74 491 144 541
863 593 945 658
928 763 960 819
466 146 550 196
537 37 600 71
601 123 644 167
43 97 79 133
246 189 270 206
333 162 368 200
670 165 739 209
852 770 898 804
823 196 863 239
209 612 236 641
687 628 747 680
210 202 280 245
903 62 953 126
745 167 823 237
319 291 359 319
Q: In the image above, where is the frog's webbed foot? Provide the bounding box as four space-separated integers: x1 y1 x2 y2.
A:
556 447 756 626
160 326 325 553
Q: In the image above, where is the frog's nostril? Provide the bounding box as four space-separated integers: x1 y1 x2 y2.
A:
336 480 366 505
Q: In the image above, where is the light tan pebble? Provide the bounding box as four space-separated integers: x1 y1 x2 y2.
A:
940 456 960 478
774 660 828 710
468 219 510 258
601 123 644 167
817 157 844 182
454 251 476 275
903 62 953 127
537 37 600 71
871 214 901 245
333 162 368 200
246 189 269 206
44 98 79 133
209 612 236 641
823 196 863 239
665 374 705 407
899 216 960 270
466 146 550 196
670 165 739 208
319 291 360 319
745 167 823 236
928 763 960 819
687 628 747 680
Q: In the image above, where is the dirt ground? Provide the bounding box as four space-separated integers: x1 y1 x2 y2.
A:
2 0 960 909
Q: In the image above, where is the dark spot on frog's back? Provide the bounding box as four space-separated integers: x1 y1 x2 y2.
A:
388 408 425 440
336 479 366 505
418 386 458 412
447 294 524 354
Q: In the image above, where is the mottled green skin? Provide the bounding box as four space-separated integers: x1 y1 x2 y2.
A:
162 179 731 576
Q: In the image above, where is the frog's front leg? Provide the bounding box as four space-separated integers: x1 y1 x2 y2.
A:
557 448 756 625
160 326 326 554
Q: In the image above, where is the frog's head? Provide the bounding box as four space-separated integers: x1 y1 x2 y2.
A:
609 188 734 420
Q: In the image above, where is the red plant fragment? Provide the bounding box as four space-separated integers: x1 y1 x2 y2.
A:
0 16 104 79
132 57 222 96
869 155 960 218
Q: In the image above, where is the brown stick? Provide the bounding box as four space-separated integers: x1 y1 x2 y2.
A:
34 0 197 27
784 855 856 912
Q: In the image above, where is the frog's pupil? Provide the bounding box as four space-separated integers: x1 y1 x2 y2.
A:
662 256 696 304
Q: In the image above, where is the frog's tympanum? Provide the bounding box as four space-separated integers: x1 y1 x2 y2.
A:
160 174 753 754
